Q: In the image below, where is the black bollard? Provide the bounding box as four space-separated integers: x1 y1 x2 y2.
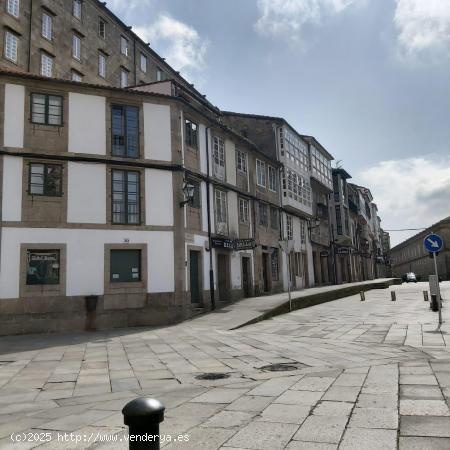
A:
423 291 429 302
123 398 165 450
360 292 365 301
391 291 396 302
431 295 439 312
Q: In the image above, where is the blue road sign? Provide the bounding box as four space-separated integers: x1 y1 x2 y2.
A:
424 233 444 253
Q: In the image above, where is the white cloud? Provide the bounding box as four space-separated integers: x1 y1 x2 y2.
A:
255 0 364 43
134 14 208 79
394 0 450 58
358 156 450 245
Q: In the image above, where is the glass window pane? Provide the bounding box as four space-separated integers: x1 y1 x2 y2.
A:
110 249 141 282
26 250 60 285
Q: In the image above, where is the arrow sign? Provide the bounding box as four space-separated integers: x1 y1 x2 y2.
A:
424 233 444 254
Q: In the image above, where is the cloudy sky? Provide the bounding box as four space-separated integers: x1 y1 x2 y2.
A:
107 0 450 245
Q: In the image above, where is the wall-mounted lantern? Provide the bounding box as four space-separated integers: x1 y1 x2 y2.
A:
180 181 195 207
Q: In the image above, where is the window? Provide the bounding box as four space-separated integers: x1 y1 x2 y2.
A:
212 136 225 180
236 150 247 174
336 206 342 235
40 52 53 77
286 215 293 240
187 178 201 209
270 207 279 230
71 70 82 82
112 170 140 224
259 202 268 226
98 52 106 78
111 105 139 157
120 68 128 88
282 168 311 206
281 128 309 172
300 220 306 244
29 163 62 196
121 36 129 56
31 93 63 125
256 160 266 187
110 249 141 283
185 119 198 149
268 166 277 192
4 31 18 63
26 250 60 285
42 12 52 40
271 249 279 281
73 0 81 19
239 198 249 224
98 18 106 39
140 53 147 72
311 145 332 188
72 34 81 60
6 0 19 17
215 189 227 230
156 67 163 81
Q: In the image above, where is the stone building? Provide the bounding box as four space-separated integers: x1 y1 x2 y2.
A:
221 112 316 290
0 0 204 96
391 216 450 281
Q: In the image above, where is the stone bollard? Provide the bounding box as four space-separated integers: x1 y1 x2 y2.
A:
122 398 165 450
391 291 396 302
423 291 429 302
360 292 365 301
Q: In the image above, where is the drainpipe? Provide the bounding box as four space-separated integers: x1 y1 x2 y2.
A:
205 126 215 310
133 37 137 85
27 0 34 72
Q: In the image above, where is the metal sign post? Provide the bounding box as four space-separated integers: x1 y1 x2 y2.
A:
279 239 294 312
424 233 444 328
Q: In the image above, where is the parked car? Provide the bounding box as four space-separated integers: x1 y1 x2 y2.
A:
405 272 417 283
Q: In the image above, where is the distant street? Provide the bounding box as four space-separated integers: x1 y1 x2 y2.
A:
0 282 450 449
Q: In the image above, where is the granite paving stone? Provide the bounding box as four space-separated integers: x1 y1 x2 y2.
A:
292 415 348 444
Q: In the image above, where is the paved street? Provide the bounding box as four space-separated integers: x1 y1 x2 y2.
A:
0 282 450 449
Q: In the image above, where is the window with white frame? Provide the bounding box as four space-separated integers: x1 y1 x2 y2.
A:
42 12 53 40
98 18 106 39
98 52 106 78
286 215 293 240
311 145 332 188
71 70 82 82
259 202 268 226
156 67 163 81
40 52 53 77
239 198 249 224
300 220 306 244
4 31 18 63
215 189 228 233
6 0 19 17
256 159 266 187
72 34 81 60
140 53 147 72
120 68 129 88
73 0 81 19
121 36 129 56
282 168 311 206
268 165 277 192
213 136 225 180
236 149 247 174
281 128 309 172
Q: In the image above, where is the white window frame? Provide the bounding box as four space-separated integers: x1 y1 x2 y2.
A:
98 18 106 39
140 53 147 73
71 70 82 82
286 215 293 241
41 11 52 40
72 34 81 60
239 198 249 224
40 52 53 77
256 159 266 188
213 136 225 180
215 189 228 233
73 0 82 19
120 68 128 88
156 67 163 81
4 31 18 63
236 149 247 174
6 0 19 18
121 36 129 57
268 165 277 192
98 52 106 78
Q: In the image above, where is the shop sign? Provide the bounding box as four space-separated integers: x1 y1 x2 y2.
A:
337 247 350 254
212 238 256 251
320 251 329 257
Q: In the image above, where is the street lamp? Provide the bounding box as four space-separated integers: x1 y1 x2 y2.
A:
180 181 195 207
